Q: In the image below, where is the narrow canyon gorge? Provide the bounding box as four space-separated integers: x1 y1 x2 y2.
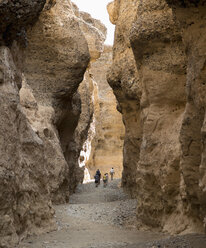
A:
0 0 206 248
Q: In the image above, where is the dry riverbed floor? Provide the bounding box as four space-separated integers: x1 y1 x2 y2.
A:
20 179 206 248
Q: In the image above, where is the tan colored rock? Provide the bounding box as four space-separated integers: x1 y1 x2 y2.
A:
0 0 103 246
108 0 206 234
78 10 107 61
87 45 124 179
107 0 141 195
0 2 55 247
19 79 70 203
166 0 206 234
23 0 106 199
0 45 56 248
107 1 120 25
23 0 91 201
66 8 107 188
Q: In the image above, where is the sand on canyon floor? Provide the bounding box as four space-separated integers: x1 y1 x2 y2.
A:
20 179 206 248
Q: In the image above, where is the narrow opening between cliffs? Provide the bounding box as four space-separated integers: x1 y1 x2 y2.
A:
3 0 206 247
78 45 125 184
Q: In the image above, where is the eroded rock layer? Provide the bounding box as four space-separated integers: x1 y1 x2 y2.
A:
65 8 107 192
108 0 206 234
0 0 106 246
23 0 106 200
87 46 125 178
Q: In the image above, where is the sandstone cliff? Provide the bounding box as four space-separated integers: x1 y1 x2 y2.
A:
86 45 125 178
0 0 106 246
108 0 206 234
107 0 143 195
66 8 107 192
0 2 55 247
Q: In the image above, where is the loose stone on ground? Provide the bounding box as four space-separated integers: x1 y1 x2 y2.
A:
20 179 206 248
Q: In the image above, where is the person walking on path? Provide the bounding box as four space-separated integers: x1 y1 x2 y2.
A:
103 173 108 187
94 173 100 187
96 169 101 185
110 167 115 180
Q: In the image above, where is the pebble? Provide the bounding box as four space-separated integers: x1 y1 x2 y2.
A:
66 179 137 228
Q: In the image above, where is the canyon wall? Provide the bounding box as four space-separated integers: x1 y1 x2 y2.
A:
0 0 105 246
108 0 206 234
23 1 106 197
86 45 125 178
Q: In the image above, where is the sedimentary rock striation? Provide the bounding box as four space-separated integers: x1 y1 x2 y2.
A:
65 8 107 192
23 0 106 199
165 0 206 233
0 0 106 246
0 2 55 247
108 0 206 234
107 0 143 195
86 45 125 178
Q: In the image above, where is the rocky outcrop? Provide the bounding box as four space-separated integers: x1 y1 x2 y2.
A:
64 8 107 193
165 0 206 233
23 0 107 197
0 45 56 248
108 0 206 234
107 0 143 195
23 0 89 202
0 0 46 47
0 1 54 247
0 0 106 246
86 45 124 178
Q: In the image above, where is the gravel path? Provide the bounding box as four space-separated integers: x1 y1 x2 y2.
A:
20 179 206 248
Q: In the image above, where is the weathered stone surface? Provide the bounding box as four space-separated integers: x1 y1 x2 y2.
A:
0 44 56 248
19 79 70 204
165 0 206 234
23 0 105 199
87 45 124 179
78 11 107 61
0 0 106 246
108 0 206 234
65 5 107 192
0 0 46 46
107 0 142 195
0 2 55 247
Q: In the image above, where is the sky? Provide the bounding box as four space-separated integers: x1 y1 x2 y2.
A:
72 0 115 45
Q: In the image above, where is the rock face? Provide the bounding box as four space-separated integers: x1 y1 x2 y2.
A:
0 45 56 248
0 1 55 247
86 45 124 178
108 0 206 234
64 8 107 192
165 0 206 233
0 0 46 47
0 0 106 246
107 0 143 195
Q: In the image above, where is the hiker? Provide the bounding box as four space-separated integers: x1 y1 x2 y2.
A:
110 167 115 180
103 173 108 187
94 173 100 187
96 169 101 185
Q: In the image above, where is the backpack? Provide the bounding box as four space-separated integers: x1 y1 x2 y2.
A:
94 174 99 181
103 175 107 181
